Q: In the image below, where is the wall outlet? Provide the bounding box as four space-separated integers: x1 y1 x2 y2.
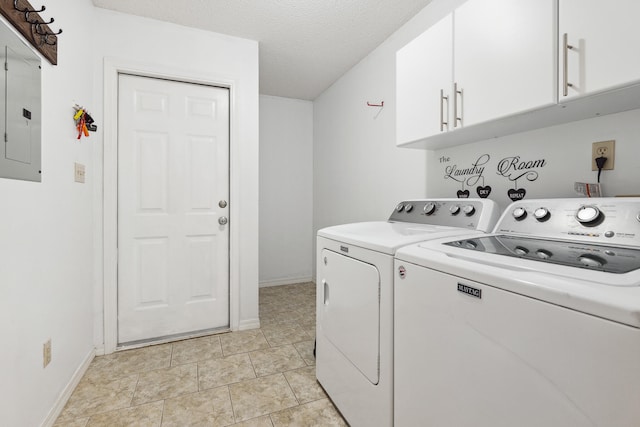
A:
74 162 86 183
43 339 52 368
592 140 615 171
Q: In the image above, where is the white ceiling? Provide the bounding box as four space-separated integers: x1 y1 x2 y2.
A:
91 0 433 100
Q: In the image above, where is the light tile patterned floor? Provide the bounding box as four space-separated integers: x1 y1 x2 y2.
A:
54 283 347 426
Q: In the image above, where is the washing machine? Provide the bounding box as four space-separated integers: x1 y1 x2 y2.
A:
315 199 500 427
394 198 640 427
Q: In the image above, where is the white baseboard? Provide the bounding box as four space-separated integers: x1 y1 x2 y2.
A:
41 348 95 427
259 276 313 288
238 318 261 330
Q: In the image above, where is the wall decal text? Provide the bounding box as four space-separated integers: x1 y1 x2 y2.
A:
444 154 490 198
496 156 546 201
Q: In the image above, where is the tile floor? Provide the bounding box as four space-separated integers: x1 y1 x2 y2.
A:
54 283 347 426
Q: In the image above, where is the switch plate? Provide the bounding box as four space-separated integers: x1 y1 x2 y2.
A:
74 162 86 183
592 140 615 171
43 339 51 368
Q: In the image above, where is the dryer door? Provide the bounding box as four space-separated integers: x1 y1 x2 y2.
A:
320 249 380 384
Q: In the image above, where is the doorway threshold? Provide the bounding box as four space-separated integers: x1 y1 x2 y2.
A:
116 326 231 352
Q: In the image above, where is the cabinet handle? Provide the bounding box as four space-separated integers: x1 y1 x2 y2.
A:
440 89 449 132
563 33 574 96
454 83 463 127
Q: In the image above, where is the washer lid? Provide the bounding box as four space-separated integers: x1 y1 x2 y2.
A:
444 235 640 274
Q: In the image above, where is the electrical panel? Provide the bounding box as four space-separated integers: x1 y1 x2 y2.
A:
0 21 41 182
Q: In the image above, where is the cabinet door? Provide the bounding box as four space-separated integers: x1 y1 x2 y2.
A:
454 0 556 127
560 0 640 99
396 14 452 146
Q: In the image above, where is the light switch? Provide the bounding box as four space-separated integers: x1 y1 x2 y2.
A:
74 162 86 183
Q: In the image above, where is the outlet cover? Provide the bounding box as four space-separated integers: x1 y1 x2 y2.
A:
74 162 86 183
592 140 615 171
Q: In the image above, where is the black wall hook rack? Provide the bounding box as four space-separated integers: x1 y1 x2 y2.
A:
1 0 60 65
13 0 43 13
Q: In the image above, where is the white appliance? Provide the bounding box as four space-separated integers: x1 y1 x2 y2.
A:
394 198 640 427
316 199 500 426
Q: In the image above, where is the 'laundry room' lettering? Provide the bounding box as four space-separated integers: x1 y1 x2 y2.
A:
496 156 546 182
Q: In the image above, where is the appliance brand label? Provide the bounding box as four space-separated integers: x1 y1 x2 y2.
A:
340 245 349 253
458 283 482 299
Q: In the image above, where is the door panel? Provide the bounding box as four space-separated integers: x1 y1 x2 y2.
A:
134 237 169 307
117 74 230 344
136 132 169 212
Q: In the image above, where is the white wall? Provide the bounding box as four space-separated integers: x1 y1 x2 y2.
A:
91 9 260 344
259 95 314 286
0 2 96 426
425 108 640 210
312 0 640 278
313 0 468 229
312 0 468 278
0 3 260 425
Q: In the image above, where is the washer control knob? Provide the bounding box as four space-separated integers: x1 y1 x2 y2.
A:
464 240 478 249
423 202 436 215
579 254 606 269
514 246 529 256
462 205 476 216
512 207 527 221
536 249 552 260
605 231 615 238
533 207 550 221
396 203 404 213
404 203 414 213
576 205 602 225
449 205 461 215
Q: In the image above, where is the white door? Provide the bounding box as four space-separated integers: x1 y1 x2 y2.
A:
117 74 230 344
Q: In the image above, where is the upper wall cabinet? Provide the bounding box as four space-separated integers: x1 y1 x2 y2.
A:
455 0 556 126
396 13 452 146
560 0 640 100
397 0 556 147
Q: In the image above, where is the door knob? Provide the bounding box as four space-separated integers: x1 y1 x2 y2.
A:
218 216 228 225
219 200 228 208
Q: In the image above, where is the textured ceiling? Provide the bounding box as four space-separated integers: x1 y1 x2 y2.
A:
91 0 433 100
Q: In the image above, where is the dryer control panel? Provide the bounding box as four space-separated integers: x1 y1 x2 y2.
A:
495 197 640 247
389 199 499 232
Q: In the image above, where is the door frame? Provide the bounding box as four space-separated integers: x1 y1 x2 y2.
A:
102 57 238 354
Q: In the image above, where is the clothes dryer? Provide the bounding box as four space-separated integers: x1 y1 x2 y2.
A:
316 199 499 426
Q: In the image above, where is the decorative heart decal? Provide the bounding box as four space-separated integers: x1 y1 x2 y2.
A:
507 188 526 201
457 190 470 198
476 186 492 198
